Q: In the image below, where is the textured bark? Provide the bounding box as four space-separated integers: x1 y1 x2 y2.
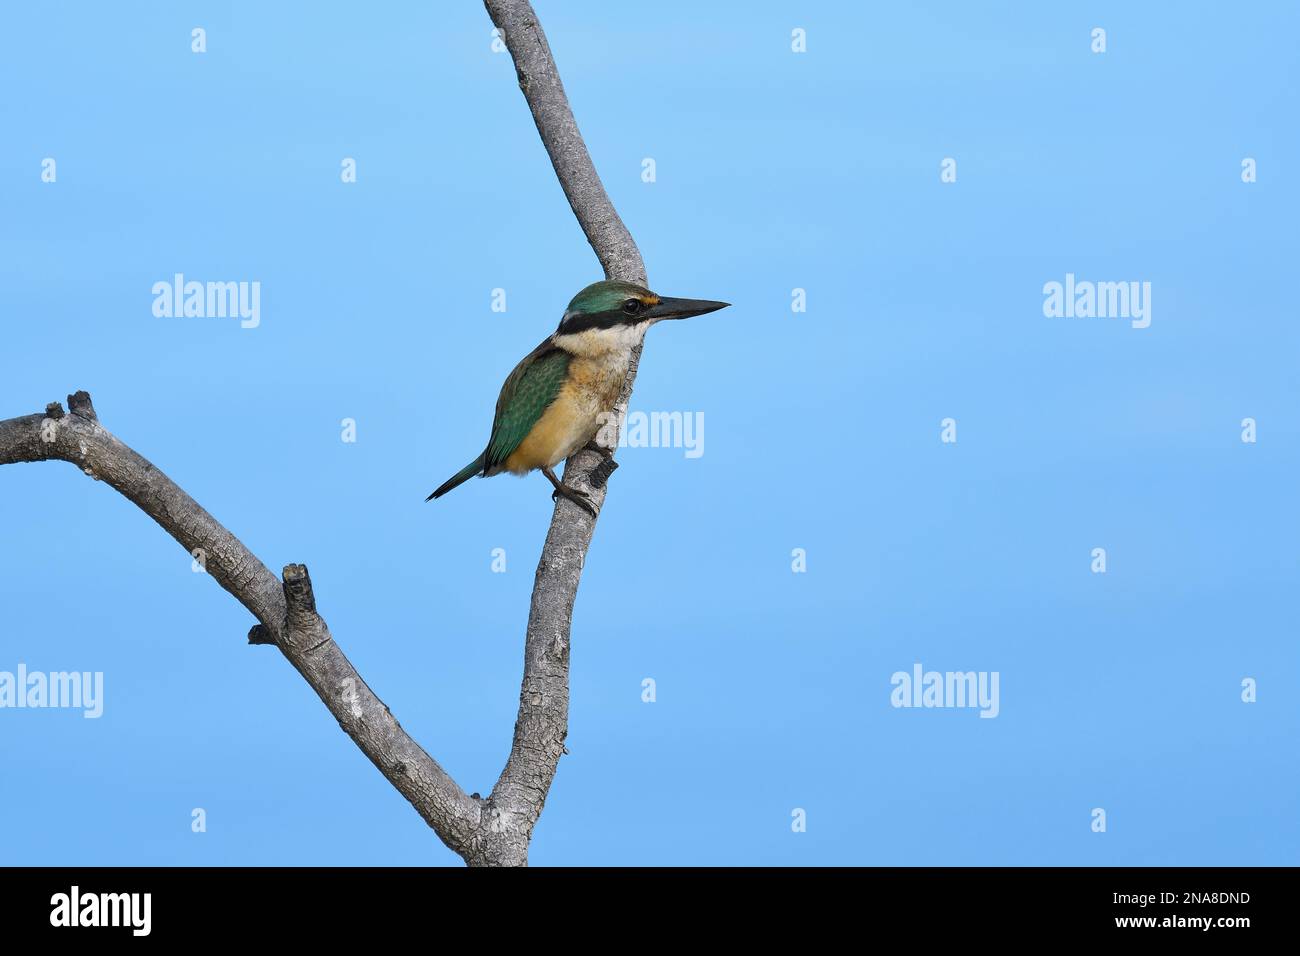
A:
0 396 483 858
484 0 646 285
475 0 648 866
0 0 647 867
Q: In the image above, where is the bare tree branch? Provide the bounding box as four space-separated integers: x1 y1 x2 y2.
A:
476 0 648 866
2 1 649 867
0 395 483 858
484 0 646 284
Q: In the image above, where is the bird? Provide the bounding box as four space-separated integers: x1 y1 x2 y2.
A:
427 279 729 516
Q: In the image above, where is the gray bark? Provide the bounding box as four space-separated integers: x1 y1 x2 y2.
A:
484 0 646 285
0 0 647 867
476 0 648 868
0 396 482 857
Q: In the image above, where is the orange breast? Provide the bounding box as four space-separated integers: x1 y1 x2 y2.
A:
502 357 624 474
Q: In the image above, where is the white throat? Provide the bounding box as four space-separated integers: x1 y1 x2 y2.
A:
553 320 651 359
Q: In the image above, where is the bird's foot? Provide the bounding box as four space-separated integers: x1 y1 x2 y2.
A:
551 482 598 517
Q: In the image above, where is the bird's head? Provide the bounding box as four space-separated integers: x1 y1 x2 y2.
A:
555 280 729 347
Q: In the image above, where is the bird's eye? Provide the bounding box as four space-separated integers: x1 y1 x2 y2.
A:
622 298 642 315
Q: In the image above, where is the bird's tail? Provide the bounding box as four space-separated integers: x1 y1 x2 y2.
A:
426 455 485 502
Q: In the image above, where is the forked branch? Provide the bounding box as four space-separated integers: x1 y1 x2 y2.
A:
0 0 645 867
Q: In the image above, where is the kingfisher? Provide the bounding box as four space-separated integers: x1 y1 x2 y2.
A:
427 279 728 515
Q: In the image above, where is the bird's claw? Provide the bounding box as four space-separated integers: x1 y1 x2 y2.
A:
551 483 598 517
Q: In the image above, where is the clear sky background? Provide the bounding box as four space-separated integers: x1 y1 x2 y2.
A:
1 1 1296 866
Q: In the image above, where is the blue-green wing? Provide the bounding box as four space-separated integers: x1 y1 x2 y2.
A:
482 339 571 473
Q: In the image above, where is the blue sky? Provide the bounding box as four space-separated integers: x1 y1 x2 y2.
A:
1 1 1296 865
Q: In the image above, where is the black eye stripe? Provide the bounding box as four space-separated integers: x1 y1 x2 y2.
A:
558 309 636 335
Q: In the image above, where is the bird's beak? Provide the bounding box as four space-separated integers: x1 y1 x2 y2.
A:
646 296 730 321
